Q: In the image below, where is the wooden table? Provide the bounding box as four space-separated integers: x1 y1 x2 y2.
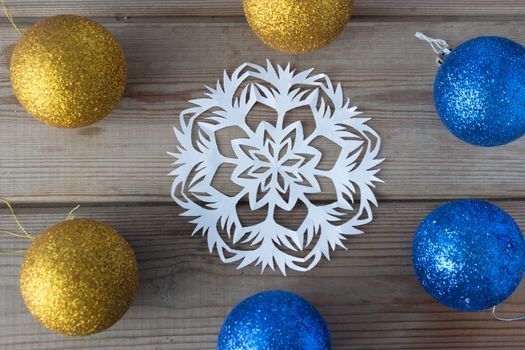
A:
1 1 525 349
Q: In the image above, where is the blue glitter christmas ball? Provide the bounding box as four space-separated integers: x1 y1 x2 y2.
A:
217 290 331 350
412 200 525 311
434 36 525 146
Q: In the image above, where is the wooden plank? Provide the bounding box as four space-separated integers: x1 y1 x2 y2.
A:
3 0 525 17
2 19 525 203
0 202 524 349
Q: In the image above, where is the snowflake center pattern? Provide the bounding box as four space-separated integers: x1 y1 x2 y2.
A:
169 61 383 274
232 121 322 211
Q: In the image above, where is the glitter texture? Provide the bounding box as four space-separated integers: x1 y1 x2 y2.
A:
434 36 525 147
218 290 331 350
20 219 138 336
412 200 525 311
242 0 353 54
10 15 127 128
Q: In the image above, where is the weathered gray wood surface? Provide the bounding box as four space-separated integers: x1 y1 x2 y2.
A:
1 1 525 349
3 0 525 17
2 20 525 202
1 203 525 349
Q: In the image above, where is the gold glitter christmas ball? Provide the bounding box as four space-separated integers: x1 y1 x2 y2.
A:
20 219 138 336
10 15 127 128
242 0 353 54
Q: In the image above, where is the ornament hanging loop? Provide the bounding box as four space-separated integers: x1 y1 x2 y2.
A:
415 32 452 66
65 205 80 221
492 305 525 322
0 198 34 254
0 198 34 241
1 0 23 34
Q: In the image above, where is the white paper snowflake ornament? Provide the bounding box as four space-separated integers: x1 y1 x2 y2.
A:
169 61 383 274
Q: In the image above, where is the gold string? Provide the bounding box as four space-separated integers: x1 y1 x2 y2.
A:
65 205 80 221
0 198 33 241
0 198 33 255
1 0 22 34
0 229 30 239
0 199 81 254
0 249 26 255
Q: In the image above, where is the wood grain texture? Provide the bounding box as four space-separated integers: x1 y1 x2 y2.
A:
2 0 525 17
1 1 525 349
0 202 524 350
2 19 525 202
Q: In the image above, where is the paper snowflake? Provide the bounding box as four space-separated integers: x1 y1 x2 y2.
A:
169 61 383 274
